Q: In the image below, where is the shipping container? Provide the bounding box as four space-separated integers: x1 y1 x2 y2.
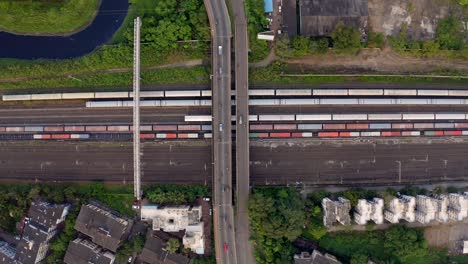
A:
258 133 270 138
249 115 258 121
107 125 130 132
382 131 401 137
302 132 313 137
273 124 296 130
346 123 369 129
85 126 107 132
296 114 331 121
166 133 177 139
52 134 70 139
360 131 380 137
258 115 295 121
25 126 44 132
153 125 177 131
435 113 465 120
424 131 443 136
318 132 339 137
178 125 201 131
462 131 468 135
402 113 435 120
44 126 64 132
156 133 168 139
0 127 5 132
332 114 367 121
444 130 462 136
401 131 420 136
368 114 402 120
339 132 351 137
250 124 273 130
434 123 454 129
369 123 391 129
64 125 86 132
298 124 322 130
184 115 212 122
33 134 52 139
70 134 90 139
392 123 414 129
204 133 212 138
270 132 291 138
6 127 24 132
201 125 212 131
455 123 468 128
249 133 260 138
413 123 434 129
140 134 155 139
323 124 346 130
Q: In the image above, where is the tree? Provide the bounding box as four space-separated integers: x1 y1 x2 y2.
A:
389 23 408 51
166 238 180 253
292 36 311 56
351 254 368 264
275 36 293 58
367 31 385 49
436 16 464 50
331 21 361 50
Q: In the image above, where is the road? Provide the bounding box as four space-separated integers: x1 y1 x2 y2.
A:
230 0 255 261
203 0 237 261
0 139 467 185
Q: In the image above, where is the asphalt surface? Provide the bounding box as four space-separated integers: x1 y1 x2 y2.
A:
230 0 255 261
204 0 238 261
0 139 467 185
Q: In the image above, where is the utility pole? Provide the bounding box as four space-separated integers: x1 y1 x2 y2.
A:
133 17 142 200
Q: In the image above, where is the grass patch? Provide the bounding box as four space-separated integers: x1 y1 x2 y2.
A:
0 66 210 90
0 0 100 34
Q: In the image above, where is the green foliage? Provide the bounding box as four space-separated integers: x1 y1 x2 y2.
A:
331 21 361 51
311 38 330 53
459 0 468 5
399 186 428 196
249 187 306 263
436 16 464 50
275 36 293 58
245 0 270 61
389 23 408 51
166 238 180 253
319 226 443 264
145 185 210 205
192 257 216 264
367 31 385 49
337 188 379 207
422 40 441 56
292 36 312 56
116 234 146 264
351 254 368 264
0 0 99 34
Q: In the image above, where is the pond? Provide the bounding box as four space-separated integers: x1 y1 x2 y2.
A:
0 0 129 60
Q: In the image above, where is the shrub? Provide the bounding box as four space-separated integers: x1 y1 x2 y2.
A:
331 21 361 50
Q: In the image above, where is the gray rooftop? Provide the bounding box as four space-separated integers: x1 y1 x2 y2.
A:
294 251 342 264
64 238 115 264
74 203 133 252
15 222 52 264
28 201 70 229
139 232 190 264
0 241 16 264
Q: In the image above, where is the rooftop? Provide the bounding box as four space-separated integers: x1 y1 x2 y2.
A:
28 201 70 229
74 203 134 252
64 238 115 264
139 231 190 264
294 250 342 264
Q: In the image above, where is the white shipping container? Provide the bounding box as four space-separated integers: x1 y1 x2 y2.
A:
296 114 331 121
258 115 295 121
435 113 465 120
368 114 402 120
403 113 435 120
204 133 213 138
298 124 322 130
349 132 360 137
332 114 367 121
301 132 313 137
185 115 212 122
187 133 199 138
249 115 258 121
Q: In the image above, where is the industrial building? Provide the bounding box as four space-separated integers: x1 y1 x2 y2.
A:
322 197 351 227
384 195 416 223
141 205 205 254
415 195 449 224
354 198 384 225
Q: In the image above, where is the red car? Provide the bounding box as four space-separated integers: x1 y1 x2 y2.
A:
223 243 229 251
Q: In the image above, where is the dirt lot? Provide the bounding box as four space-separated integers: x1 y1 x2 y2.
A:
424 219 468 254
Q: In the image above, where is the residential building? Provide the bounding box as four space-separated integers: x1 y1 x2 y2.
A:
64 238 115 264
141 205 204 254
415 195 448 224
139 231 190 264
298 0 368 36
15 201 70 264
294 250 342 264
384 195 416 223
354 198 384 225
447 193 468 221
0 241 17 264
74 203 134 252
322 197 351 227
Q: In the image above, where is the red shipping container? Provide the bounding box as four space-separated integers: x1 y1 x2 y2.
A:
86 126 107 132
258 133 269 138
346 124 369 129
339 132 351 137
178 133 189 138
107 125 130 132
318 132 339 137
44 126 64 132
270 132 291 138
52 134 70 139
153 125 177 131
166 133 177 139
250 124 273 130
323 124 346 130
291 132 303 137
6 127 24 132
455 123 468 128
42 134 52 139
273 124 297 130
64 125 85 132
392 123 413 129
382 131 401 136
414 123 434 129
140 134 155 139
0 127 5 132
444 130 462 136
177 125 201 131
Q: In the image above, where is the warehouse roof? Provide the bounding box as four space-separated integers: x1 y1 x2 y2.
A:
74 203 133 252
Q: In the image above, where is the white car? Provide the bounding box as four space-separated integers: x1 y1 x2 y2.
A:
219 123 223 132
218 45 223 55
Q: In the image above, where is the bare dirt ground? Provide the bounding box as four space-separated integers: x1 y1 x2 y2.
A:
424 219 468 254
285 48 468 73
